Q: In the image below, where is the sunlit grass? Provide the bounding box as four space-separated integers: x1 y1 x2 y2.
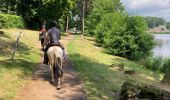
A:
0 29 41 100
68 35 163 99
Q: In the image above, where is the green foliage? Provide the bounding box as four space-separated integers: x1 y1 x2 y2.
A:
126 16 155 60
95 12 127 46
139 57 170 73
160 58 170 73
17 0 75 21
95 12 155 60
0 14 24 29
85 0 124 36
15 0 76 30
0 0 17 14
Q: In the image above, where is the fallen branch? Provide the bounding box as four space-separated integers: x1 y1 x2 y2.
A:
11 33 21 60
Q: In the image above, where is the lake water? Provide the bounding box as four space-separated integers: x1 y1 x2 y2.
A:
153 34 170 58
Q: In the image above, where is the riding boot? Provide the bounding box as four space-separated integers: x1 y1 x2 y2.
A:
43 53 49 64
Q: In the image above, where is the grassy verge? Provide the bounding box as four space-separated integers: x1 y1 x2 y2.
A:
67 35 164 100
0 29 41 100
150 32 170 34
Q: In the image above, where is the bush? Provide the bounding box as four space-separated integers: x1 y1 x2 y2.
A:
126 16 155 60
95 12 155 60
0 14 24 29
139 56 170 73
160 58 170 73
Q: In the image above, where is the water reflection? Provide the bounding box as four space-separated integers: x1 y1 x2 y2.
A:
153 34 170 58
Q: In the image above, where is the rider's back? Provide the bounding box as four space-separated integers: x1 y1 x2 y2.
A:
48 27 60 44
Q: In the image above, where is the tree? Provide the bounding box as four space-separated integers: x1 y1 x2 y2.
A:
85 0 124 35
95 12 155 60
17 0 75 28
0 0 17 14
166 22 170 30
144 16 166 28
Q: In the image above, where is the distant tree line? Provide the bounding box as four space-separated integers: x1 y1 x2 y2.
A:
144 16 170 30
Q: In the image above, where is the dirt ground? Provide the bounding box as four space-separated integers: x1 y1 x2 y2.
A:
15 35 86 100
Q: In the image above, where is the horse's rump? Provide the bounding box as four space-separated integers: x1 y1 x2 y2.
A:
47 46 63 81
47 46 63 58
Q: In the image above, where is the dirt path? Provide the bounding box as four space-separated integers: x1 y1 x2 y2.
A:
15 35 86 100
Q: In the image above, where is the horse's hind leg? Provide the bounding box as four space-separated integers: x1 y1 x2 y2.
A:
57 58 63 90
49 59 55 83
57 78 61 90
58 58 63 77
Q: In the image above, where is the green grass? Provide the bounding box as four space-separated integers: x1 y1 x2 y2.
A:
67 35 164 100
150 32 170 34
0 29 41 100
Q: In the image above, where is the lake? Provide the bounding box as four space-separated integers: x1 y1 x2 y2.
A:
153 34 170 58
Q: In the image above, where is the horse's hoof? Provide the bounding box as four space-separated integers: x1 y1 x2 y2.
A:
57 86 60 90
50 81 55 84
57 87 60 90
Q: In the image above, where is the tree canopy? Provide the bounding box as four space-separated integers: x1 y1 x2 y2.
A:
17 0 75 21
0 0 17 14
85 0 124 35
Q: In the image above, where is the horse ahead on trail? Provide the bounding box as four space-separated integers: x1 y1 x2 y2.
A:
47 46 63 89
39 28 46 50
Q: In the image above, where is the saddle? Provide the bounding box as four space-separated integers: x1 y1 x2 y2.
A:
50 43 60 47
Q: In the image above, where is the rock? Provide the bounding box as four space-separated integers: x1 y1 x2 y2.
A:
124 70 136 75
119 81 170 100
0 30 4 34
109 63 124 71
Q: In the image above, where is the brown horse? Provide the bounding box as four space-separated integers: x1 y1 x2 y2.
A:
39 31 46 50
47 46 63 89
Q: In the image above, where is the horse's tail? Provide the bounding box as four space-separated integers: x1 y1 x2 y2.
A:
54 52 63 78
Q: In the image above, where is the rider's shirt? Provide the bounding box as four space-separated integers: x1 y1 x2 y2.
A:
47 27 61 44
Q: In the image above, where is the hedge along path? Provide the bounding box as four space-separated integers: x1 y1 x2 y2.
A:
15 35 86 100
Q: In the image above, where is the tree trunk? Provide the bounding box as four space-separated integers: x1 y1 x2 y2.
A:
162 67 170 83
82 0 85 35
66 15 69 36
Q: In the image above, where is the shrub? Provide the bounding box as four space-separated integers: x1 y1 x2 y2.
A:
126 16 155 60
95 12 155 60
0 14 24 29
160 58 170 73
139 56 170 73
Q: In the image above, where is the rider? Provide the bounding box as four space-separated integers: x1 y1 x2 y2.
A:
39 26 46 50
43 21 65 64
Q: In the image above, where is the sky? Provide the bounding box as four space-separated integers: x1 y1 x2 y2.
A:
121 0 170 21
